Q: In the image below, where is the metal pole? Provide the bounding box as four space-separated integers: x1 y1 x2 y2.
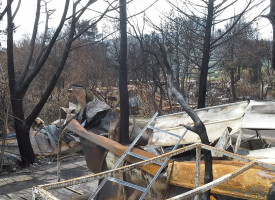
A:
234 129 243 153
138 129 188 200
194 146 201 200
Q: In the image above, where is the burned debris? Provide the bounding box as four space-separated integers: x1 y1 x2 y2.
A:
26 87 275 199
2 84 275 200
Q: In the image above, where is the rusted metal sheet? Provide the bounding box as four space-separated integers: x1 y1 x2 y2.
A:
66 116 275 199
97 152 168 200
149 101 248 146
167 160 275 200
79 137 107 173
95 152 127 200
67 119 162 175
33 143 275 200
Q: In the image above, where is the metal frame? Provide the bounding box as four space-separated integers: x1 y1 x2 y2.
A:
32 143 275 200
87 112 159 200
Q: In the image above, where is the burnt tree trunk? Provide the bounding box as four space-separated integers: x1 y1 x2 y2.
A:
270 0 275 71
273 23 275 71
197 0 214 108
175 29 180 91
11 95 35 165
230 69 237 101
6 0 77 165
119 0 130 144
13 120 34 165
229 44 237 101
158 43 213 200
265 0 275 70
6 7 35 164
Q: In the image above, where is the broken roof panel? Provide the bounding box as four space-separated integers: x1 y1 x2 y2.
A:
149 101 249 146
242 100 275 129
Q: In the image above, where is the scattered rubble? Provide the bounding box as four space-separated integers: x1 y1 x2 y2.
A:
149 100 275 158
33 98 275 200
2 84 275 199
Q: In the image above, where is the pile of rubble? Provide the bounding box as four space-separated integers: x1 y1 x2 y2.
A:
2 85 275 199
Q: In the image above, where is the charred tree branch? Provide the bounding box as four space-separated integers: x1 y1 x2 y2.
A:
158 42 213 200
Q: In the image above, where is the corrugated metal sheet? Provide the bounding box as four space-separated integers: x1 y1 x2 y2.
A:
149 101 248 146
167 160 275 200
242 101 275 129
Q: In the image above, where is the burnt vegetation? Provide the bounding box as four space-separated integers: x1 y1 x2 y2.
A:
0 1 274 199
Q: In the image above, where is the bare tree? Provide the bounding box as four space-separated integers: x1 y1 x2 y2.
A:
167 0 267 108
218 19 253 101
6 0 115 165
218 20 271 101
0 0 15 21
127 35 173 114
130 27 213 199
118 0 159 143
160 15 204 103
157 42 213 200
265 0 275 70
